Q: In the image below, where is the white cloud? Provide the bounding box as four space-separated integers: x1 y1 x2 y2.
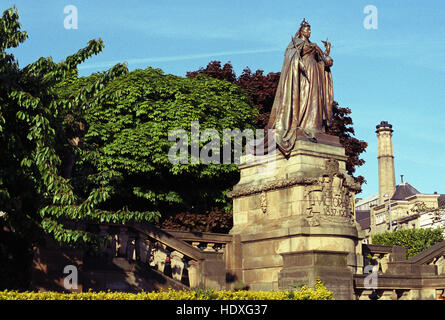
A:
78 47 281 70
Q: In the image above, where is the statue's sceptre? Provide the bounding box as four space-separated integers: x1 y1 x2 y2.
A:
321 38 331 56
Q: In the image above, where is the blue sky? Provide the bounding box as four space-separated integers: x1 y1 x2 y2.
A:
4 0 445 199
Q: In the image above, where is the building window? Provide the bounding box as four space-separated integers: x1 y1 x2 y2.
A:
376 214 385 225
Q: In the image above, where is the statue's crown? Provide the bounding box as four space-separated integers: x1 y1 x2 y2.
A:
300 18 310 28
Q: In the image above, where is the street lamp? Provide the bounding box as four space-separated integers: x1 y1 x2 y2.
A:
384 193 393 232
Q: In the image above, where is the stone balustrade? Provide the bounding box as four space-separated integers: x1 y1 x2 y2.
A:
355 242 445 300
94 224 194 286
90 223 228 290
362 244 406 274
32 221 445 298
163 229 231 254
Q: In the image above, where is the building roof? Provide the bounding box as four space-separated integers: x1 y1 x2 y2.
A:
391 182 421 200
356 210 371 230
376 121 393 131
355 194 379 207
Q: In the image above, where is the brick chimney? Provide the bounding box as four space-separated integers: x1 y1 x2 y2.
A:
376 121 396 204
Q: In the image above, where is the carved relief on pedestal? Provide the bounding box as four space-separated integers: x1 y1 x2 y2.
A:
304 159 355 226
260 191 267 214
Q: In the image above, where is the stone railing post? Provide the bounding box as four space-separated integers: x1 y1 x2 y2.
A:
380 254 389 273
127 233 137 261
435 256 445 275
117 227 129 257
191 242 201 250
170 251 185 281
203 243 215 252
138 234 152 264
150 244 168 273
188 260 200 288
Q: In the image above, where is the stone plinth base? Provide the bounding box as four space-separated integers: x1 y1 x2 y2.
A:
231 224 363 291
278 250 354 300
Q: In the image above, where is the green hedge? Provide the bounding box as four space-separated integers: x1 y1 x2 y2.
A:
0 279 333 300
371 227 445 258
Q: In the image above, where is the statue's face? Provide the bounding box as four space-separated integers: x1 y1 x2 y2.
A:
301 26 311 39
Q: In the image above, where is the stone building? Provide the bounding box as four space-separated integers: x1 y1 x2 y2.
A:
370 182 445 235
355 194 379 243
355 121 445 241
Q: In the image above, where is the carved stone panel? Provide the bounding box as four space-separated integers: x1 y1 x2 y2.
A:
304 160 355 226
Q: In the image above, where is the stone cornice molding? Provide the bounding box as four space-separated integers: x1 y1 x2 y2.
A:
228 173 361 199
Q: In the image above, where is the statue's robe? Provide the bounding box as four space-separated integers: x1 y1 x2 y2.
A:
265 37 334 157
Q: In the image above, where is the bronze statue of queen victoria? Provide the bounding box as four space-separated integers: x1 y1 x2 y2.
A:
266 19 334 157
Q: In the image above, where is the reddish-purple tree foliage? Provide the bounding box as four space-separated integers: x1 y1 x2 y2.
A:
326 102 368 185
236 67 280 128
187 61 237 83
161 208 233 233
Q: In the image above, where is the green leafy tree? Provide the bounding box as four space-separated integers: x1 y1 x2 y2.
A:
0 7 150 288
371 228 445 258
58 68 258 223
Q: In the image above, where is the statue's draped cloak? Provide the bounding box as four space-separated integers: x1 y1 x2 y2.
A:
266 37 334 157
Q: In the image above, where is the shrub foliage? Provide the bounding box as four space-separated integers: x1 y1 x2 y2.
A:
0 279 334 300
371 227 445 258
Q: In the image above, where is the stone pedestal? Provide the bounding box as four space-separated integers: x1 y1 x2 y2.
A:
278 251 354 300
228 134 364 295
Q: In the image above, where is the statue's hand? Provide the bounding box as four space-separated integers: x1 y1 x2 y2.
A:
322 40 331 56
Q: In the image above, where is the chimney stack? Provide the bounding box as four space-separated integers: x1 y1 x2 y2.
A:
376 121 396 204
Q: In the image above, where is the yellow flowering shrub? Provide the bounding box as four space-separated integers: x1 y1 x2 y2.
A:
0 279 333 300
